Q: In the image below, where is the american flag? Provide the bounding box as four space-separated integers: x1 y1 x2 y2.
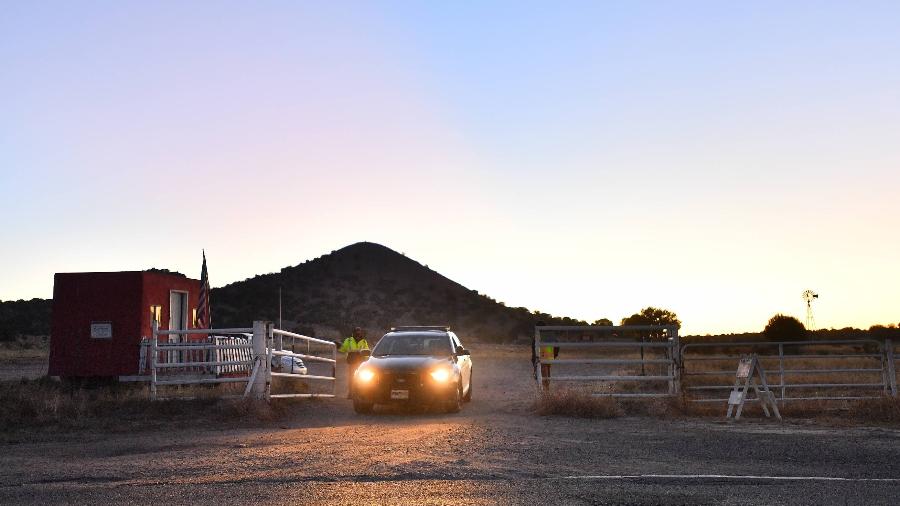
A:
197 250 210 329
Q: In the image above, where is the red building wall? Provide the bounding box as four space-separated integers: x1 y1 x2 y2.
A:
49 271 200 378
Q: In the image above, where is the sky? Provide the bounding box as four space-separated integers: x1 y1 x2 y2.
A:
2 1 899 335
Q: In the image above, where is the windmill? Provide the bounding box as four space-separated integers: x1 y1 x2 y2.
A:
802 290 819 330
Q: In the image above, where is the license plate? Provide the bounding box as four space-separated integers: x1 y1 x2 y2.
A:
390 389 409 400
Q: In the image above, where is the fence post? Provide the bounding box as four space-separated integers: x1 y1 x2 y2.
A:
672 326 681 396
266 322 274 400
535 327 544 391
150 320 158 401
778 343 785 402
885 338 897 397
249 320 268 400
332 339 337 397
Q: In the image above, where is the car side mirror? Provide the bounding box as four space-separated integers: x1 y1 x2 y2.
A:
361 349 371 358
456 347 470 356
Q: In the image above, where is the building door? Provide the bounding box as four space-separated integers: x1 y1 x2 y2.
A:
169 291 188 342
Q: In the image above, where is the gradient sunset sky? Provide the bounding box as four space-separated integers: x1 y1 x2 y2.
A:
2 2 899 335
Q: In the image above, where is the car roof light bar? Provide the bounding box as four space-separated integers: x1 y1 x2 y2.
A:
390 326 451 332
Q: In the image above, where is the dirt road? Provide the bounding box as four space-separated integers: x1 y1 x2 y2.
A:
2 345 900 504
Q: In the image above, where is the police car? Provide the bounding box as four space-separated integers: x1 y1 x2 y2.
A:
351 326 473 414
270 354 308 375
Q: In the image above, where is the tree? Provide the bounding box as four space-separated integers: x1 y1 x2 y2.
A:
593 318 613 326
620 307 680 340
620 307 681 327
869 324 900 340
763 314 806 341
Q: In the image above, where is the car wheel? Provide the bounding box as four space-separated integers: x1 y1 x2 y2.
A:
353 399 374 414
463 369 472 402
445 384 462 413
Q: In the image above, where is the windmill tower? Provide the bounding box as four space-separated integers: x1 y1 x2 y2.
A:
802 290 819 330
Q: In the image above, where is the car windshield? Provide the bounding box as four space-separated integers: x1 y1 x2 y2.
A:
372 334 452 357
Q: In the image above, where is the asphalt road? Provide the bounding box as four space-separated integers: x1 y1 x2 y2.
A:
2 345 899 505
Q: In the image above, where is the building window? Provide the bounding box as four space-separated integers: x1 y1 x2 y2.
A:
150 305 162 325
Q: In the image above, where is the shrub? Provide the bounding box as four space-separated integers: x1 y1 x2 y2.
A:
763 314 806 342
534 388 623 418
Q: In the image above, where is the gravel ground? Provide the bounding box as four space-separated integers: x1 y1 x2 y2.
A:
1 344 899 504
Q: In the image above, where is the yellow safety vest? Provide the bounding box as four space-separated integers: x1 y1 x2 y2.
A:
339 337 370 353
540 345 554 359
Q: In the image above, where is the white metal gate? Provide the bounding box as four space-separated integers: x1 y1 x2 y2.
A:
680 339 891 403
268 327 337 399
535 325 680 397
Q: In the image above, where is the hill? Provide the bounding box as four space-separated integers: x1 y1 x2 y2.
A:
212 242 585 341
0 299 52 341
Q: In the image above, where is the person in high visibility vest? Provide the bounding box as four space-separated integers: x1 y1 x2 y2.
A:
540 343 559 390
339 327 370 398
532 321 559 390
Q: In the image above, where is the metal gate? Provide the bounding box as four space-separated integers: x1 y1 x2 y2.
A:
535 325 680 397
268 327 337 399
680 339 890 403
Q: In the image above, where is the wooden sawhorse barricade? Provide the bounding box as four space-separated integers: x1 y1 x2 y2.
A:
726 354 781 420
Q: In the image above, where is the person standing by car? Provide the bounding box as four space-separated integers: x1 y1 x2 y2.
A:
339 327 369 398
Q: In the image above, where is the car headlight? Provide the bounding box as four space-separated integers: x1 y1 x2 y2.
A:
357 368 375 383
430 367 451 383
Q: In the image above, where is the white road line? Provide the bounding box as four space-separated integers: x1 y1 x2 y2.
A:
564 474 900 483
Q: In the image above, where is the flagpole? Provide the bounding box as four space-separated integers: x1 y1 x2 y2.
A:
198 249 210 329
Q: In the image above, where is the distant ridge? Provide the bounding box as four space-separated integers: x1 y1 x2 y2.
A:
212 242 585 341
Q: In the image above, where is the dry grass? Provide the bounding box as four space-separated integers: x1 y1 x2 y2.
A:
533 387 685 419
0 377 286 434
652 394 900 426
533 386 900 425
854 396 900 423
534 388 623 418
0 336 49 361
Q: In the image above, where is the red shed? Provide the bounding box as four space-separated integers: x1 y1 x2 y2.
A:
49 271 201 379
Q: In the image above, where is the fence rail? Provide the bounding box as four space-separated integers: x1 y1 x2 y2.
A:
888 338 898 397
145 322 899 409
680 339 892 404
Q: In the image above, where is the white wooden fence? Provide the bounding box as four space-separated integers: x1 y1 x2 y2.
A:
147 320 336 401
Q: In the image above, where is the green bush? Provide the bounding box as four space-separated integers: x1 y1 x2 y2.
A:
763 314 807 342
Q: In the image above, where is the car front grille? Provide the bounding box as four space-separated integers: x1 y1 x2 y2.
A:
381 371 423 389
